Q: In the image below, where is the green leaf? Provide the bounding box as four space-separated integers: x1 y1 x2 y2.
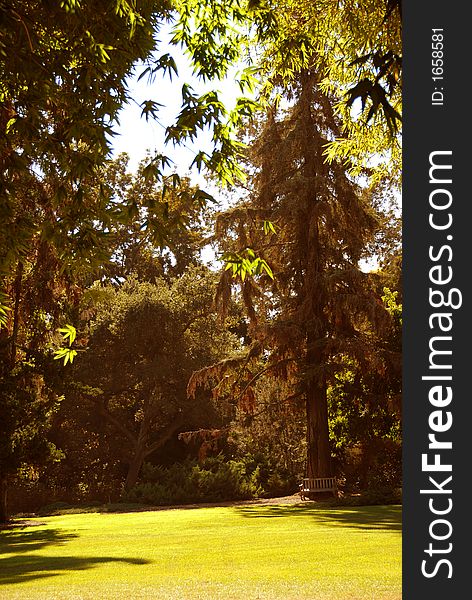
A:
0 303 11 328
58 324 77 345
260 260 274 280
53 347 78 365
140 99 163 122
263 220 276 235
5 117 17 134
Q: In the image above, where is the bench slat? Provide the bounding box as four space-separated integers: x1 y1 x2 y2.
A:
299 477 338 498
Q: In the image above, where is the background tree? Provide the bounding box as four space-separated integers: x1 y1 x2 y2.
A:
328 283 401 494
0 146 216 518
198 0 403 487
227 376 306 495
95 154 214 284
63 267 240 492
0 358 64 522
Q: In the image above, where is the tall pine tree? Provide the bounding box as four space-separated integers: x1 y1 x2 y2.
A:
215 71 388 481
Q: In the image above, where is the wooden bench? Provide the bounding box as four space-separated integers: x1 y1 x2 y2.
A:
299 477 338 500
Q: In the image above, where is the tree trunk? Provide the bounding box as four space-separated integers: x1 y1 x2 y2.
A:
305 375 332 479
123 413 187 491
0 475 8 524
124 448 145 492
298 73 332 482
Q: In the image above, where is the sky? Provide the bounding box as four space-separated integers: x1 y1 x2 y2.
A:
110 30 245 265
110 34 393 272
111 27 244 189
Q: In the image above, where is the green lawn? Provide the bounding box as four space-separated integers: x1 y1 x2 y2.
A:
0 503 401 600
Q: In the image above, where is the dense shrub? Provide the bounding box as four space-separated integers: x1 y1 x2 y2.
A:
234 453 299 497
335 439 402 494
123 456 264 505
332 486 402 507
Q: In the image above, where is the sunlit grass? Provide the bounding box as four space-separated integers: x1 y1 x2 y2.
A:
0 503 401 599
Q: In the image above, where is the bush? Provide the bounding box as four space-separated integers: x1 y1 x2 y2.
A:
123 456 264 506
330 486 402 507
37 501 73 515
335 439 401 494
231 452 299 498
357 486 402 505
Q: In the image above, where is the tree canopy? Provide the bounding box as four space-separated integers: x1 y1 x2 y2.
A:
64 266 239 490
0 0 402 520
252 0 402 185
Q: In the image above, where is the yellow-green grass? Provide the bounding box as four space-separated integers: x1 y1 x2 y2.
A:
0 504 401 600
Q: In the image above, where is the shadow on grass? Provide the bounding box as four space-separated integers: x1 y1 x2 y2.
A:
235 504 402 532
0 527 151 585
0 527 77 554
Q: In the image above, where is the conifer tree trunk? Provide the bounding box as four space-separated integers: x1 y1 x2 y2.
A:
305 383 331 479
305 333 332 479
297 73 332 480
